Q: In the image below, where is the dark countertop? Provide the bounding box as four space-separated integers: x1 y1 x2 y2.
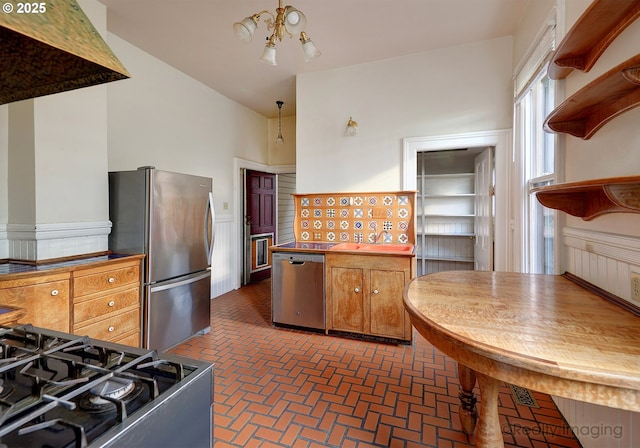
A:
270 241 415 257
271 241 337 252
0 253 141 276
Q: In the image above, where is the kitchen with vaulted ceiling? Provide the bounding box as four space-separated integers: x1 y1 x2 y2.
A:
1 0 640 447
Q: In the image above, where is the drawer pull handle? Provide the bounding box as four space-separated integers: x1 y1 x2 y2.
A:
51 289 59 296
108 277 116 283
354 287 360 293
373 289 379 294
108 301 115 307
108 326 115 332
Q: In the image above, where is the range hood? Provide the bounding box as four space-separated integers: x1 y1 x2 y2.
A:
0 0 130 105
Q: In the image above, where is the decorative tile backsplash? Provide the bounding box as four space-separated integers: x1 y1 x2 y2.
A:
293 191 416 244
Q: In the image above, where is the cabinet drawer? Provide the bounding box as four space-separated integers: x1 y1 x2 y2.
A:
73 265 140 298
113 332 141 348
73 288 139 325
74 309 140 342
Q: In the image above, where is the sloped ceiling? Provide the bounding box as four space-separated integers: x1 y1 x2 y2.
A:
98 0 530 117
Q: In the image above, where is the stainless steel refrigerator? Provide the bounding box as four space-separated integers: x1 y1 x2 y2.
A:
108 167 214 351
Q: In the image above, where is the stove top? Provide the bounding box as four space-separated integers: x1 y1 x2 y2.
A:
0 325 213 448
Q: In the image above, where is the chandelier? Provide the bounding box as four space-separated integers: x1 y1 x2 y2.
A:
233 0 321 66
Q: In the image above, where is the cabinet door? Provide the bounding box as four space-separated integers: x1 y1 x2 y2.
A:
0 280 70 332
330 267 364 333
369 270 406 339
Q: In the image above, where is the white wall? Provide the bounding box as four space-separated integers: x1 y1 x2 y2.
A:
0 0 110 260
513 1 640 446
105 33 268 218
296 37 514 194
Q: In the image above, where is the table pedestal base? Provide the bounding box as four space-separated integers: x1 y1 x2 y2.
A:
457 364 478 434
457 365 505 447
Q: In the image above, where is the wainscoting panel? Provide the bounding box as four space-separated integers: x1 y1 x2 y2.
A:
0 224 7 259
557 226 640 448
211 215 237 298
5 221 111 261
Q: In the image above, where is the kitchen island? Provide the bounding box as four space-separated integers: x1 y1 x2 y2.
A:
403 270 640 447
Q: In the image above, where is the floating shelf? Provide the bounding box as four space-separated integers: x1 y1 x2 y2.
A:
533 176 640 220
543 54 640 140
548 0 640 80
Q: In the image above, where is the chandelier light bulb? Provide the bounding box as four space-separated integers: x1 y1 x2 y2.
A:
233 1 319 65
300 32 321 62
260 36 278 65
233 16 258 43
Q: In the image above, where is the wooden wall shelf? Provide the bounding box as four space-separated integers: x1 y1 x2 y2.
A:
548 0 640 80
533 176 640 220
544 54 640 140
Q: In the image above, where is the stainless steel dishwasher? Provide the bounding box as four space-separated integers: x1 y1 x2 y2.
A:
272 252 325 330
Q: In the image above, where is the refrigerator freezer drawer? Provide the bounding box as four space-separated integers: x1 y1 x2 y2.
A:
146 271 211 351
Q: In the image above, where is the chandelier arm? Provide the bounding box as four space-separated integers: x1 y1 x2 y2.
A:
252 10 276 28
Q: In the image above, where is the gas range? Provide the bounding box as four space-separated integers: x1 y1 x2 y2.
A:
0 324 213 448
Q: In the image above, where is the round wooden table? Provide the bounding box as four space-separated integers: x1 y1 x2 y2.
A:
403 271 640 447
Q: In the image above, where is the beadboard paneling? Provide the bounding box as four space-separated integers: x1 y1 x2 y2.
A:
211 215 236 298
277 173 296 245
557 226 640 448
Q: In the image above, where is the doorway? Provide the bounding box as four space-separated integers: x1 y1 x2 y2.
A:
403 130 512 271
415 147 494 276
244 169 276 283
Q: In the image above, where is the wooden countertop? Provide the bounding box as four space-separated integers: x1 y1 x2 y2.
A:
404 271 640 446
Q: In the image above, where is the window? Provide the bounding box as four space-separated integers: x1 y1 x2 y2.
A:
514 16 557 274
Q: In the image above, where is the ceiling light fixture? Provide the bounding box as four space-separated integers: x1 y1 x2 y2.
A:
233 0 320 66
276 100 285 144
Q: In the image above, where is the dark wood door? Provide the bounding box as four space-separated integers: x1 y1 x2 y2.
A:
245 170 275 282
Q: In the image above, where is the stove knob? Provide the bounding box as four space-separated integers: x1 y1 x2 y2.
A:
51 289 59 296
108 326 115 332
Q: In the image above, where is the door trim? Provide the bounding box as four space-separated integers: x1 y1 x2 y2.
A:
402 130 512 272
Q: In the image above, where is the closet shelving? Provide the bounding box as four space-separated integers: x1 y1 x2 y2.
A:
416 171 475 275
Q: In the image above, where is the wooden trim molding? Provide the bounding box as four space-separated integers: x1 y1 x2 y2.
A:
563 271 640 317
548 0 640 80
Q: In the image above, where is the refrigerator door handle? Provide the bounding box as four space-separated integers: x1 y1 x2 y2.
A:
150 271 211 293
206 191 215 264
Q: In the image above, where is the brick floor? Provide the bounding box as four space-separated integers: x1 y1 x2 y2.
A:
170 279 582 447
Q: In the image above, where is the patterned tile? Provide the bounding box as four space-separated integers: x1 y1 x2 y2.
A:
293 192 415 245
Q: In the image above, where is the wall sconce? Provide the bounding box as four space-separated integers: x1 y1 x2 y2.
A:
345 117 358 136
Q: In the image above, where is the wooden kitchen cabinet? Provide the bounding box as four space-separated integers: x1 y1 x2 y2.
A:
0 272 71 332
326 253 413 342
72 256 142 347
